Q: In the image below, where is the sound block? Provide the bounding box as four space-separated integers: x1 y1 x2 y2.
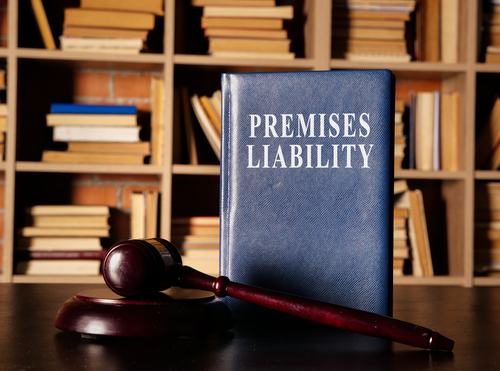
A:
54 287 234 338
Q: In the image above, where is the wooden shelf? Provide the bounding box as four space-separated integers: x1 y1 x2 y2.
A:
0 0 496 286
172 164 220 176
15 161 164 175
174 54 317 68
394 276 467 286
395 170 467 180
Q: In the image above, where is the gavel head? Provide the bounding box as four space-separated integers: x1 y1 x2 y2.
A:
102 238 182 297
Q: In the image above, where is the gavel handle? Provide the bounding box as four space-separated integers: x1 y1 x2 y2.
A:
170 264 454 352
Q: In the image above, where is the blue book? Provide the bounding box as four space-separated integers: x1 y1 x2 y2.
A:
50 103 137 115
220 70 394 319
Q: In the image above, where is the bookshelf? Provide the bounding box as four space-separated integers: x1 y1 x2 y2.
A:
0 0 496 287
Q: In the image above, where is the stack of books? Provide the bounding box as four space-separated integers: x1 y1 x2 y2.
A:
394 98 406 170
393 207 410 276
393 180 410 276
171 216 220 275
42 103 150 165
0 103 7 161
190 90 221 160
130 191 159 239
60 0 163 54
192 0 295 59
475 182 500 276
394 180 433 277
331 0 415 62
15 205 111 275
483 1 500 63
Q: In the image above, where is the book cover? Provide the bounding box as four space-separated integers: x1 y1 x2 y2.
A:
50 103 137 115
30 0 56 50
52 126 141 142
220 70 394 318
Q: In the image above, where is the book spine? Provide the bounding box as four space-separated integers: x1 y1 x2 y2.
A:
219 73 231 276
50 103 137 115
15 250 107 260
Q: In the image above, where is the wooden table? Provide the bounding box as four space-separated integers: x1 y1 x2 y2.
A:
0 283 499 370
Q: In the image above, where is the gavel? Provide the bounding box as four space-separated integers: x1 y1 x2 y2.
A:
102 238 454 352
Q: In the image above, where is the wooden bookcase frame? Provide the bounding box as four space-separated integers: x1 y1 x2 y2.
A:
0 0 497 287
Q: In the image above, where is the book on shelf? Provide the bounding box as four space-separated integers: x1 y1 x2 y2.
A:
220 70 394 318
51 103 137 115
476 97 500 169
52 126 141 143
192 0 275 6
15 260 102 275
130 191 159 239
61 3 160 54
331 1 415 62
19 227 110 237
63 8 156 30
414 91 436 171
41 151 146 165
171 216 220 275
193 1 295 59
332 0 416 13
14 235 106 276
19 204 111 238
484 1 500 63
59 36 144 54
204 28 288 39
27 205 110 216
440 0 460 63
414 0 460 62
62 27 149 41
15 249 107 260
393 180 410 277
200 17 284 29
418 0 440 62
0 103 7 160
394 187 433 277
202 5 293 19
150 77 165 165
190 93 221 160
30 0 56 50
408 189 433 276
181 248 219 276
440 91 460 171
208 36 293 57
27 215 109 228
180 87 199 165
46 113 138 127
0 70 5 89
66 141 151 155
16 236 103 250
44 103 150 164
394 98 406 170
406 90 459 172
79 0 164 15
474 182 500 276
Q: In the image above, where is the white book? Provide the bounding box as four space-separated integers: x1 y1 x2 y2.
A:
59 36 144 49
53 126 141 142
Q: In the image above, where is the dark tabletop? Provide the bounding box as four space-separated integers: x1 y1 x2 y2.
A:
0 283 499 371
